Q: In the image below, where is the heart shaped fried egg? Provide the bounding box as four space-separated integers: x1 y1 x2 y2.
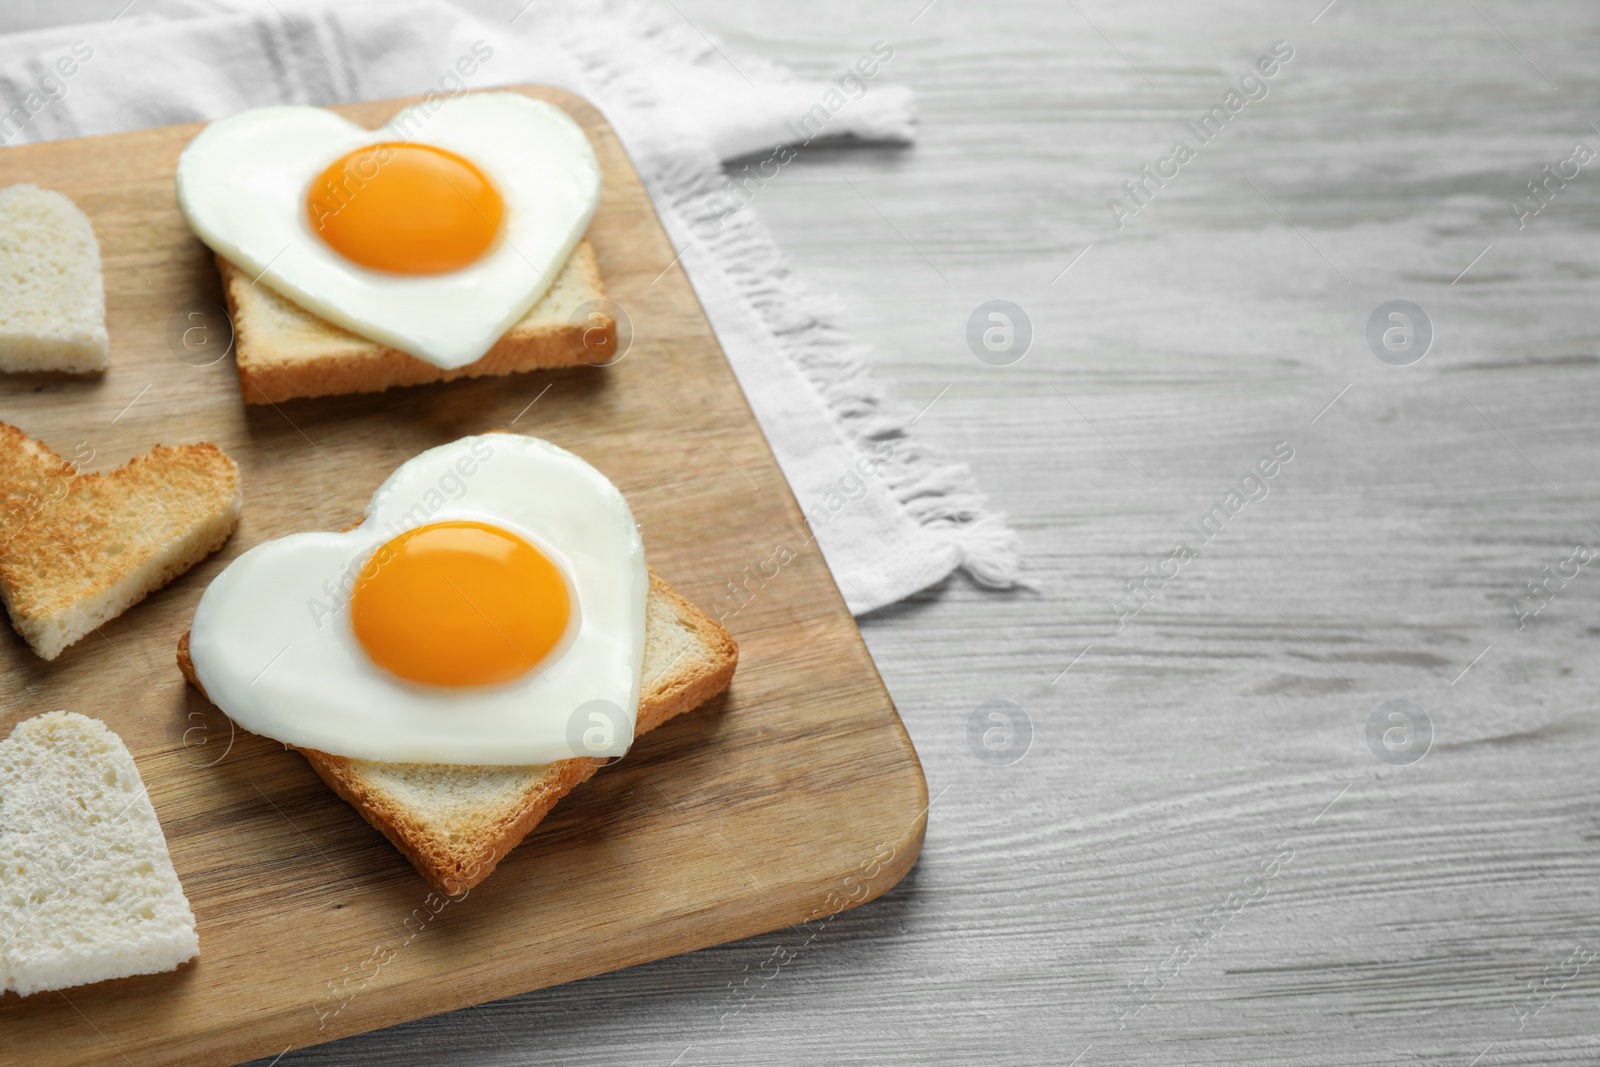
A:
176 92 601 370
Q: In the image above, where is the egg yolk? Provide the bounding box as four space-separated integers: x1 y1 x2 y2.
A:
349 521 570 687
306 142 503 274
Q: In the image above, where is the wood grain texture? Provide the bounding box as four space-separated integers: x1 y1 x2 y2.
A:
646 2 1600 1066
4 0 1600 1065
0 87 926 1066
230 2 1592 1065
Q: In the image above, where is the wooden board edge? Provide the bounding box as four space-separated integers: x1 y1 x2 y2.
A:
0 82 931 1066
268 789 930 1062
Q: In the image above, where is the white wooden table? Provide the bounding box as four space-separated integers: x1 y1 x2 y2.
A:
13 1 1600 1064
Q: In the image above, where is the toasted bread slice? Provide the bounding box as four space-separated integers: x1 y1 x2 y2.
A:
0 711 199 997
0 423 240 661
0 184 109 374
178 570 736 893
221 240 616 404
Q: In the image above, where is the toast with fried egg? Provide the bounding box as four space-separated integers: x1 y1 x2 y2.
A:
181 94 608 402
219 239 615 404
177 570 735 893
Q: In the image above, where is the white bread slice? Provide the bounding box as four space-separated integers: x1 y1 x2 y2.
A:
0 421 241 660
0 711 199 998
178 570 737 893
221 239 616 404
0 184 109 373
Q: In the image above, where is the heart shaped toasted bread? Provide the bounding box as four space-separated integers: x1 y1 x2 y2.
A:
0 422 241 660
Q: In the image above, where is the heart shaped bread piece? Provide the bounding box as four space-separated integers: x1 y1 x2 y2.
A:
176 93 601 370
0 711 199 997
0 184 109 373
0 422 241 660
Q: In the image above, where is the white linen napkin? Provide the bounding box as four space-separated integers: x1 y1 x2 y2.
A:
0 0 1020 613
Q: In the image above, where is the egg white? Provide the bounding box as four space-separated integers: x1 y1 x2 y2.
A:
175 92 601 370
187 435 647 765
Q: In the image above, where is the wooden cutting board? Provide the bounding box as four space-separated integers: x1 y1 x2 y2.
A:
0 86 926 1067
